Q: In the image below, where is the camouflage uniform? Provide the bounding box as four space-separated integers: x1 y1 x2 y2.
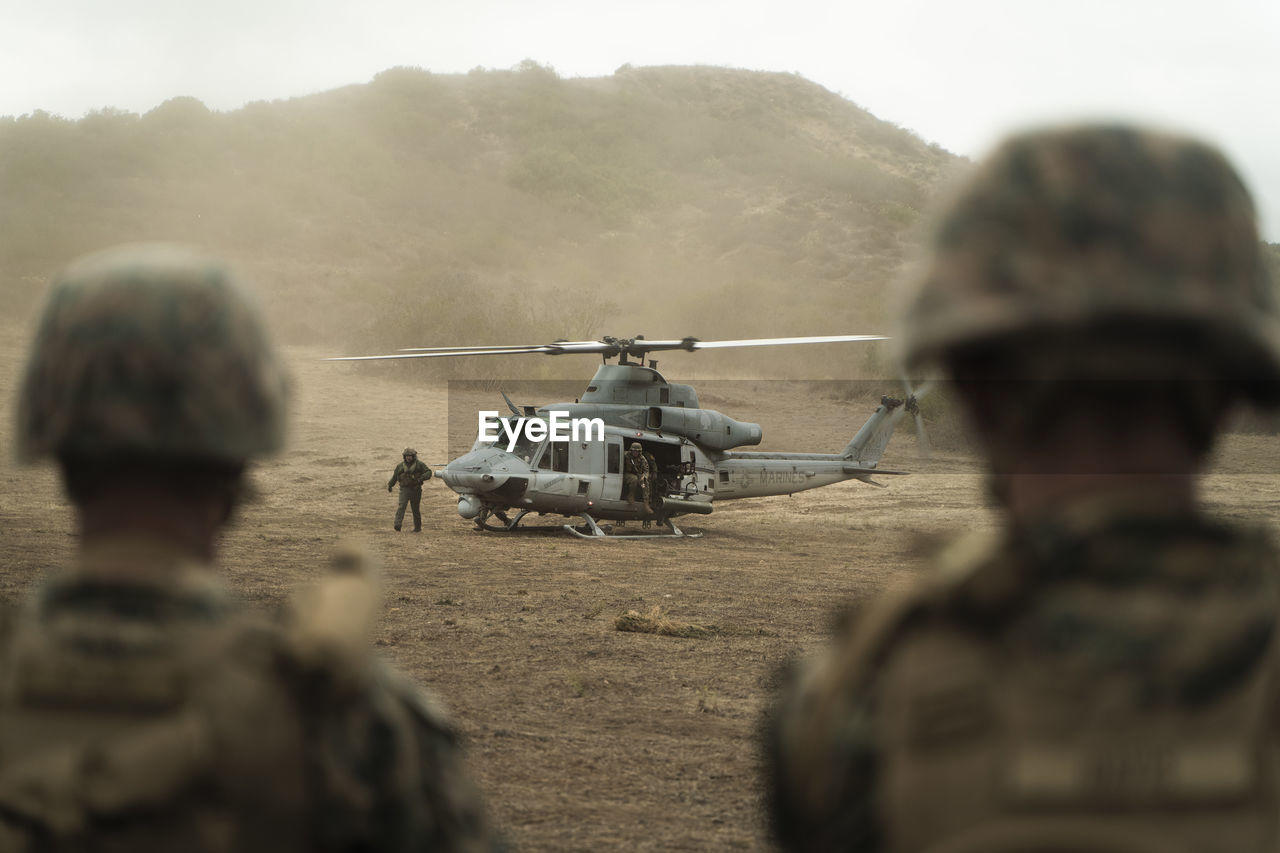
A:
2 244 501 851
766 126 1280 852
388 449 432 532
623 442 650 504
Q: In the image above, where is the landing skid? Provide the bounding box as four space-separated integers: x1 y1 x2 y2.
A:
563 513 701 540
474 508 532 532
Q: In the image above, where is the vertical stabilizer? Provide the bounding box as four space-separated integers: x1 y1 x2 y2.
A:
841 397 906 464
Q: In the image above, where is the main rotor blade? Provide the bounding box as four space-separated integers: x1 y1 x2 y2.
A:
326 342 630 361
326 334 888 361
397 343 548 352
398 335 888 353
395 341 604 353
690 335 888 349
325 346 555 361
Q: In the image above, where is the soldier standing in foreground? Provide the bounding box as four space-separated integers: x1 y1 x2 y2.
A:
1 244 500 851
766 125 1280 851
388 447 432 532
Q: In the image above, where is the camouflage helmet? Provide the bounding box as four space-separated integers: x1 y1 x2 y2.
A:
403 448 417 457
629 442 642 451
16 244 288 463
899 124 1280 400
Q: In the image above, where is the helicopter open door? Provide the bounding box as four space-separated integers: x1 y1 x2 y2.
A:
602 436 624 501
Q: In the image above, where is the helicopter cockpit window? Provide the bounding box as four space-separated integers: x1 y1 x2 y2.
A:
537 441 569 472
508 435 538 462
550 441 569 472
479 418 537 461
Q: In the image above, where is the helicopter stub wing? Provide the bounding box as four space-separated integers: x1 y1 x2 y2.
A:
842 466 909 476
844 466 910 488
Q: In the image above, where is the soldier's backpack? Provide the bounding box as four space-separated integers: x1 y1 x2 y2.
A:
0 587 315 852
850 526 1280 853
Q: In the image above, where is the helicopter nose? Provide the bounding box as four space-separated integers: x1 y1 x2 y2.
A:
440 448 523 494
442 469 505 493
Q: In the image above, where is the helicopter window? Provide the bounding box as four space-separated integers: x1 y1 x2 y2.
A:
542 441 569 473
719 470 729 484
660 387 669 405
478 418 540 461
506 433 539 462
607 443 620 474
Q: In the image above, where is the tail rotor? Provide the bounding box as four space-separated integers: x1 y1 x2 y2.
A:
901 378 933 458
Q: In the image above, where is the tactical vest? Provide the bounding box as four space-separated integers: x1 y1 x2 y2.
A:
0 594 312 852
864 534 1280 853
398 463 427 489
624 453 648 478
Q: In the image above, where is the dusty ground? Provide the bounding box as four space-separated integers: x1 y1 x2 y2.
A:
3 328 1280 850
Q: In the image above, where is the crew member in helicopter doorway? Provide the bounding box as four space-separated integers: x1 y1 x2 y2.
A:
623 441 651 509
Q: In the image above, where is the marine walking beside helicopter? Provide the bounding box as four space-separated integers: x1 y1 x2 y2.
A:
387 446 433 532
329 335 927 538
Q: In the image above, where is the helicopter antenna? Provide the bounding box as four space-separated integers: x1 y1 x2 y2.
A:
500 391 522 418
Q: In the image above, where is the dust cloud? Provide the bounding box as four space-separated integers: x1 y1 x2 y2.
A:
1 64 966 382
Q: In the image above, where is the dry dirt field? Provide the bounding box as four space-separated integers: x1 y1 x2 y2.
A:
4 327 1280 850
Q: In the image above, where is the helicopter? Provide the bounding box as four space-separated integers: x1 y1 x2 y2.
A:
327 335 927 538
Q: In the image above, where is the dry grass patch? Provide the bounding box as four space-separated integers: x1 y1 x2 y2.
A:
615 606 714 638
614 606 778 639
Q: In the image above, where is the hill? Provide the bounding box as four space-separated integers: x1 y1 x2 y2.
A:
0 63 964 377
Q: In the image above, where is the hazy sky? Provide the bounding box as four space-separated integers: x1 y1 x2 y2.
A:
4 0 1279 238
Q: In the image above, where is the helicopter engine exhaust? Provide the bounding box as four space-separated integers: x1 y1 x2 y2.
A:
646 407 761 451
